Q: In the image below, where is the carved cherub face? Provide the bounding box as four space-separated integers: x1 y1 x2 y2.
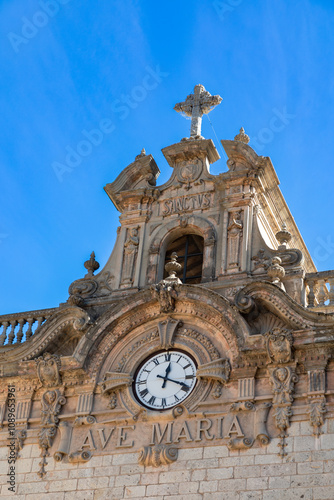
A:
275 367 288 382
130 228 138 236
44 390 56 404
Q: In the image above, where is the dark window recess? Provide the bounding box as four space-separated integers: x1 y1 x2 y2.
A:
164 235 204 284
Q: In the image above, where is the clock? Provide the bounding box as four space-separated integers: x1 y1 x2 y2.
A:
134 350 197 410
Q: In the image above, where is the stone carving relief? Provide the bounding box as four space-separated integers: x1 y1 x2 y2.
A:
269 365 298 457
35 352 61 388
38 389 66 477
307 369 327 436
267 256 285 289
308 397 326 436
227 211 243 270
121 227 140 285
176 159 203 189
263 328 293 364
152 281 178 313
138 445 178 467
68 252 99 305
251 249 270 272
152 252 182 313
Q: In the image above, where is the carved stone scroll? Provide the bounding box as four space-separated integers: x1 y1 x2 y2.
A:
196 358 231 385
227 437 254 450
101 372 133 394
138 445 178 467
68 450 92 463
255 403 271 446
158 318 180 349
73 416 96 427
54 421 72 462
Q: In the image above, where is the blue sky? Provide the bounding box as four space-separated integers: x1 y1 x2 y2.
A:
1 0 334 314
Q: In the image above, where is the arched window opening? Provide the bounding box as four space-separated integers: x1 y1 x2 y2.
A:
164 234 204 284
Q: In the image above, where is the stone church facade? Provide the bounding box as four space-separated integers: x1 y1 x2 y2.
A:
1 85 334 500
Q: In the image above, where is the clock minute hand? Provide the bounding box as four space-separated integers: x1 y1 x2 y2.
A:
157 374 190 389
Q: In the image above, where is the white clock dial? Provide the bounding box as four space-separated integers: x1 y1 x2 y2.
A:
134 351 197 410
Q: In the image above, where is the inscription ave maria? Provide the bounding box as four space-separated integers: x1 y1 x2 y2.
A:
161 193 212 216
76 415 246 453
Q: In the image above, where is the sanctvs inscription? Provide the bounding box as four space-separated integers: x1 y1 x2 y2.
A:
161 193 212 215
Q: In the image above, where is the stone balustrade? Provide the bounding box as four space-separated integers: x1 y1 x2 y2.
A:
0 307 56 346
305 270 334 309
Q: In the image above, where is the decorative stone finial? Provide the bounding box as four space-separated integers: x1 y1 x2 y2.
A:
267 256 285 289
84 252 100 277
275 223 292 250
234 127 250 144
174 84 222 139
135 148 146 160
164 252 182 284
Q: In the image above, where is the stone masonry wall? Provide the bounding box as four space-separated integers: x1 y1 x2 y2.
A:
1 420 334 500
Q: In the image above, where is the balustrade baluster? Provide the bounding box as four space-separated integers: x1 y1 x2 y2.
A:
36 316 44 330
328 278 334 306
16 319 26 344
8 320 17 345
307 280 316 307
317 280 327 306
0 321 9 346
25 318 35 340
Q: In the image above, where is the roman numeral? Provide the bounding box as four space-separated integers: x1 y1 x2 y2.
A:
185 375 194 379
177 356 182 363
148 396 156 405
174 395 180 402
165 353 171 362
152 359 159 366
137 380 146 385
140 389 148 398
161 398 166 407
184 363 191 369
181 385 190 392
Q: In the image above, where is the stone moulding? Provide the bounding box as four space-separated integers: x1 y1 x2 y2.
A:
138 445 178 467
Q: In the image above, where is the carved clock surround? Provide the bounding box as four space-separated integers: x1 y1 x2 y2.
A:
99 316 231 418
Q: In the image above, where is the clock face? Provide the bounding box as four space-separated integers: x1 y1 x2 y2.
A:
134 351 197 410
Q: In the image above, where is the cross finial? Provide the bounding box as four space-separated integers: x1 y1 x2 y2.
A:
174 84 222 139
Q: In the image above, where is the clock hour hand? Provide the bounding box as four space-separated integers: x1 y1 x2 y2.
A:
161 362 171 389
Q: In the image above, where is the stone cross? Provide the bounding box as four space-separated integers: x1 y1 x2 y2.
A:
174 84 222 138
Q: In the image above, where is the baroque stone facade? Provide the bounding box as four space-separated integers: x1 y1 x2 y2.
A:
1 85 334 499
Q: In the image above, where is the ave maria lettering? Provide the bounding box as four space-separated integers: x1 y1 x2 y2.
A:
77 415 246 452
161 193 212 216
